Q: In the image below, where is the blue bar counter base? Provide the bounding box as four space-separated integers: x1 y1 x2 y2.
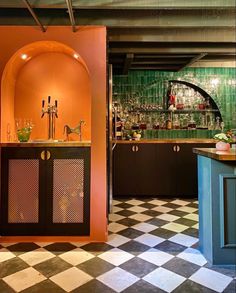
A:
193 148 236 266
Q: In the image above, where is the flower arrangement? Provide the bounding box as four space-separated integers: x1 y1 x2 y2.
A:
213 130 233 143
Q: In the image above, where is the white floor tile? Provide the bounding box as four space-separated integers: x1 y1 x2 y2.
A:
143 267 186 292
106 234 130 247
169 233 198 247
19 248 55 266
132 223 157 233
152 206 173 213
35 242 53 247
0 243 16 247
129 213 152 222
112 200 122 206
109 213 125 222
134 234 165 247
108 222 127 233
50 267 93 292
177 247 207 266
98 247 134 266
183 213 199 221
192 223 199 229
171 199 189 206
177 206 198 213
138 248 174 266
97 267 139 292
157 213 180 222
127 206 147 213
190 267 233 292
3 267 46 292
0 248 16 263
162 222 188 233
112 206 123 213
148 199 167 206
59 248 94 265
126 199 144 206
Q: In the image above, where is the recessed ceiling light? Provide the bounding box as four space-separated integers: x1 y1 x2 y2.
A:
21 54 28 60
73 53 79 59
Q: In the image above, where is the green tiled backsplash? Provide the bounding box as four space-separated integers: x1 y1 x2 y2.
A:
113 68 236 133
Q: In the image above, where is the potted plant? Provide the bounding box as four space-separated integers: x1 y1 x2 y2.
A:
213 130 233 151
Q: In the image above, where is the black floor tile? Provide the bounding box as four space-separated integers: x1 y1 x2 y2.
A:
154 240 187 256
122 279 166 293
173 217 197 227
77 257 115 277
150 228 176 239
0 257 29 278
203 263 236 278
115 203 133 209
142 210 162 217
163 257 200 278
173 279 216 293
182 228 199 238
80 243 113 256
116 218 140 227
223 279 236 293
6 243 40 256
21 279 65 293
146 218 168 227
116 210 136 217
139 203 157 209
43 243 77 255
163 203 180 209
117 228 143 239
118 240 150 256
33 257 72 278
120 257 157 278
71 279 116 293
168 210 189 217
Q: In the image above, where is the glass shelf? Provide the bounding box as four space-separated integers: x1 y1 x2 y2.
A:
128 109 220 113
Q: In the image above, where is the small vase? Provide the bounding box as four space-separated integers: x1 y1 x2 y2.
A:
215 141 230 151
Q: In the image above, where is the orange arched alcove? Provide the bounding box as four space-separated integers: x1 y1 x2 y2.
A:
1 40 91 141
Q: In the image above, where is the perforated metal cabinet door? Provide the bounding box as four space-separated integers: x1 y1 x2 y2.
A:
44 147 90 236
0 147 45 236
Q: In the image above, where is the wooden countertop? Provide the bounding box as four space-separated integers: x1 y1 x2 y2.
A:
193 148 236 161
0 141 91 147
113 139 215 144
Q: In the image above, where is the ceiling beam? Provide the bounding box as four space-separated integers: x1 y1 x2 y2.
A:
178 53 208 71
123 53 134 75
108 28 236 43
1 0 235 9
109 47 236 54
22 0 46 32
0 8 235 27
65 0 77 32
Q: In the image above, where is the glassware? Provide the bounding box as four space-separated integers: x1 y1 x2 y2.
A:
15 118 33 142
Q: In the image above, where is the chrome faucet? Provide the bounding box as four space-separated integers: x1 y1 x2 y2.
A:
64 120 85 141
41 96 58 140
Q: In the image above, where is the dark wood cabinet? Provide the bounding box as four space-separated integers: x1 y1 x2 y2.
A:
0 146 90 236
113 142 214 197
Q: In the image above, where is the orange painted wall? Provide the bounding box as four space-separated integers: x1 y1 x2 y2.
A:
15 52 91 141
0 26 107 241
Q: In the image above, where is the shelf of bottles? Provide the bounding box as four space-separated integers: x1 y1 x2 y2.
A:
113 80 223 140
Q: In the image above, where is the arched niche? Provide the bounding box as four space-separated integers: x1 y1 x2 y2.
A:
1 41 91 141
168 79 222 120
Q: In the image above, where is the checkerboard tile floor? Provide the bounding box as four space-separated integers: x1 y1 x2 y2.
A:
0 197 235 292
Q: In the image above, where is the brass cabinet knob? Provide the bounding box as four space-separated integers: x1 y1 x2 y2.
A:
41 150 51 160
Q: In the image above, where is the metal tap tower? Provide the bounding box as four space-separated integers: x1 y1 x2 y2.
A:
41 96 58 140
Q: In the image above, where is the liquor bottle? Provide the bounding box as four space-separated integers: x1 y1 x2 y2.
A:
113 114 123 140
166 113 172 130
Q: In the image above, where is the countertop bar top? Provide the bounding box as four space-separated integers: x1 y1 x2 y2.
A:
113 139 216 144
193 148 236 161
0 141 91 147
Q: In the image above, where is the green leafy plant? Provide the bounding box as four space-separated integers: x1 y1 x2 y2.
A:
213 130 233 143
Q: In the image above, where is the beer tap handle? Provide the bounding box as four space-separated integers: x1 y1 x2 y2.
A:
42 99 45 108
55 100 58 108
48 95 51 105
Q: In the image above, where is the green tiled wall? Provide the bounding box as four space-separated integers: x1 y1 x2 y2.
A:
113 68 236 130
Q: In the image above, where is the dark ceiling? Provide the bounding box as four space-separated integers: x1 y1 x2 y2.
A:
0 0 235 75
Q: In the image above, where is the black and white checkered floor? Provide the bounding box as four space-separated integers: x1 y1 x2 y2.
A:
0 197 235 292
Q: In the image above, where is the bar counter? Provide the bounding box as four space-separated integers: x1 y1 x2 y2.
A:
193 147 236 161
194 147 236 265
0 141 91 147
113 139 215 144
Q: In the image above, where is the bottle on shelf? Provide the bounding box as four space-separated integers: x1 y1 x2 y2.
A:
188 114 196 129
166 113 172 130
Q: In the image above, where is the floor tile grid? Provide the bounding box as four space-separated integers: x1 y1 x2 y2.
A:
0 197 235 292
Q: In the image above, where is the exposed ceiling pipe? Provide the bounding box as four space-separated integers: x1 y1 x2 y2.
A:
22 0 46 32
178 53 208 71
65 0 77 32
